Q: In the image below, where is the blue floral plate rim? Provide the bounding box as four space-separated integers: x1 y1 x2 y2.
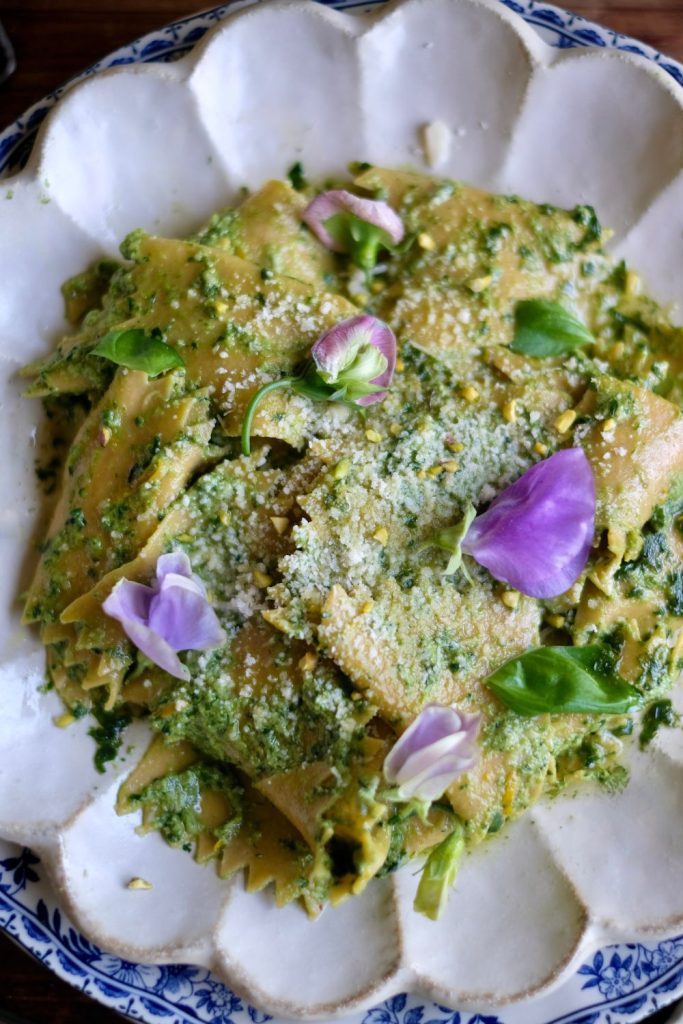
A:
0 3 682 1023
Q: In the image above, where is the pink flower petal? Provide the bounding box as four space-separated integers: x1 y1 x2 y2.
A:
462 448 595 599
303 190 404 251
311 315 396 406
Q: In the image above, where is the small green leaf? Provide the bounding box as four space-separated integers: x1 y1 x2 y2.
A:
510 299 594 357
91 329 185 377
414 825 465 920
486 644 641 716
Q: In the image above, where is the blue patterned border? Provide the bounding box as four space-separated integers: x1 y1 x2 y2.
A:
1 843 682 1024
1 2 682 1022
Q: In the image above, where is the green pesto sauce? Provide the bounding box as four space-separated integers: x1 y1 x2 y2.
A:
88 704 132 774
639 699 679 750
133 763 243 850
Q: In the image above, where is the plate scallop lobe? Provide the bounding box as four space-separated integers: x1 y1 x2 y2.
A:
190 2 363 184
359 0 542 184
395 815 589 1008
532 747 683 934
56 780 232 962
39 68 233 250
212 875 405 1018
499 51 683 244
0 660 151 842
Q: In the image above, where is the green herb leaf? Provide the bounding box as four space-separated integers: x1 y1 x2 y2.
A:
510 299 594 357
414 825 465 920
91 329 185 377
486 645 641 716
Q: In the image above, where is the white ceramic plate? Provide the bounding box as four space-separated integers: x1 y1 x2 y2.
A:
1 1 683 1021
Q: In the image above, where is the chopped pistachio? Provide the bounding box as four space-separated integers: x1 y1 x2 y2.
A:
502 399 517 424
417 232 436 251
554 409 577 434
298 651 318 673
54 712 75 728
461 385 480 404
127 877 153 891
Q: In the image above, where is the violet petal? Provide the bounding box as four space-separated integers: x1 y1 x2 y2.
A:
462 448 595 599
103 553 225 678
303 190 404 252
149 577 225 652
156 550 194 584
118 619 191 681
102 579 189 680
384 704 481 801
102 578 154 627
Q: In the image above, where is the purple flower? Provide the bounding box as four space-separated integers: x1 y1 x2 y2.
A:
102 552 225 680
311 315 396 406
461 448 596 599
303 189 404 251
383 704 481 801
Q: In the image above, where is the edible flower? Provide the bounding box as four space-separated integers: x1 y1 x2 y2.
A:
302 190 404 272
383 704 481 801
102 551 225 680
429 448 596 599
241 315 396 454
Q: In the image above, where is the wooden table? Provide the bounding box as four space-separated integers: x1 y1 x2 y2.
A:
0 1 682 1022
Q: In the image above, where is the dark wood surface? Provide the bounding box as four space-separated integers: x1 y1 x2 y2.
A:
0 2 682 1022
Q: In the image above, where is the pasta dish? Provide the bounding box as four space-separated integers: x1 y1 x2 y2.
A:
21 166 683 918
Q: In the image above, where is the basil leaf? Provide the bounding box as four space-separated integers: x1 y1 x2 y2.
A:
91 329 185 377
510 299 594 357
486 644 641 716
